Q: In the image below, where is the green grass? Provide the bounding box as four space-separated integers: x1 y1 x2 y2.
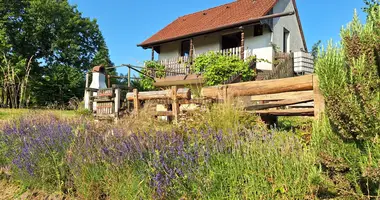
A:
0 109 78 121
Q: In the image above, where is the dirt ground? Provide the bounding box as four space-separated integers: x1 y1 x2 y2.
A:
0 179 68 200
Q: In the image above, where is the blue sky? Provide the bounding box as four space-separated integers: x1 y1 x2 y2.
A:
68 0 367 75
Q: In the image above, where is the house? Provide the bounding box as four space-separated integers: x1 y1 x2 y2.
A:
138 0 312 86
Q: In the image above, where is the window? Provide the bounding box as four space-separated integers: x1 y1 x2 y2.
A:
221 32 241 50
253 24 263 36
181 40 190 57
283 28 290 53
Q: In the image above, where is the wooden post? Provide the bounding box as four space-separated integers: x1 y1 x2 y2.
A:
313 75 325 119
128 67 131 89
189 38 194 74
114 88 121 118
240 27 245 60
217 86 228 103
133 88 140 113
171 86 179 123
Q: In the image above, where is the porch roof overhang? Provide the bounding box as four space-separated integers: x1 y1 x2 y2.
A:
138 11 295 49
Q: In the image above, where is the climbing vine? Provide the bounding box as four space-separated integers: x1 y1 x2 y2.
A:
192 52 256 86
140 61 166 91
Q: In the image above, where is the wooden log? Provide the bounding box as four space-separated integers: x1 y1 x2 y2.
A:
146 98 214 105
251 90 313 101
201 74 313 99
313 75 325 119
126 88 191 101
246 95 314 110
172 86 179 123
253 108 314 116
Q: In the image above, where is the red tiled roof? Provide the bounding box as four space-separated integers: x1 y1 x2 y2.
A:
138 0 278 47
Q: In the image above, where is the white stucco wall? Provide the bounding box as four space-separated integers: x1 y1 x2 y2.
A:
272 0 305 53
193 32 221 55
244 25 273 70
158 26 274 70
159 41 180 61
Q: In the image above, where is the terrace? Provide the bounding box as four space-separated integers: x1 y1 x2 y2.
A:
157 46 252 77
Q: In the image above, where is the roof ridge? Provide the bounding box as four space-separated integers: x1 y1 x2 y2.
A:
179 0 239 19
138 0 280 47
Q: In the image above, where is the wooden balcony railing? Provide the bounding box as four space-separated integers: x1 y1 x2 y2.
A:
159 47 244 77
159 56 190 77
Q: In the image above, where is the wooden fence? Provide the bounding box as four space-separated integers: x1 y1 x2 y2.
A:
159 47 244 77
125 74 325 122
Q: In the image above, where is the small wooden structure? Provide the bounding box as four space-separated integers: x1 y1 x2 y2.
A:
124 74 325 121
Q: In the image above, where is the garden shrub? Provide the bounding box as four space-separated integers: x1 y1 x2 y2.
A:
314 5 380 198
316 10 380 141
140 61 166 91
0 115 78 192
0 107 319 199
193 52 256 86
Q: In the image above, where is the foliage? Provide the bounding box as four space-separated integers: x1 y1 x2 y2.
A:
312 115 380 198
311 40 322 61
316 10 380 141
0 0 113 107
0 106 319 199
0 115 77 192
193 52 255 86
140 61 166 91
314 6 380 197
363 0 379 14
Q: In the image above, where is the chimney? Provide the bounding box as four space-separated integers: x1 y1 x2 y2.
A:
89 66 107 89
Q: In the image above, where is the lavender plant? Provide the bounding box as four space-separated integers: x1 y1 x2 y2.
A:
0 115 79 192
0 108 318 199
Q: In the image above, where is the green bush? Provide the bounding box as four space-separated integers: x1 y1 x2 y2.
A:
193 52 255 86
314 5 380 198
316 10 379 141
140 61 166 91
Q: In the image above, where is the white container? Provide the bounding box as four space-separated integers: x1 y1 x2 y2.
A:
293 51 314 74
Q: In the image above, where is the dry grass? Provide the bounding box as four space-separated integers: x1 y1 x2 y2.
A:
0 109 78 121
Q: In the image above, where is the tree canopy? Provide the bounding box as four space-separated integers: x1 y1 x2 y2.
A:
0 0 113 108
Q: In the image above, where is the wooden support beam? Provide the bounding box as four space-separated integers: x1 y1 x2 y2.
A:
313 75 325 119
172 86 179 123
126 88 191 101
128 67 131 89
246 95 314 110
253 108 314 116
133 89 140 113
217 85 228 102
251 90 313 101
189 38 194 74
240 27 245 60
201 75 313 99
189 38 194 62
